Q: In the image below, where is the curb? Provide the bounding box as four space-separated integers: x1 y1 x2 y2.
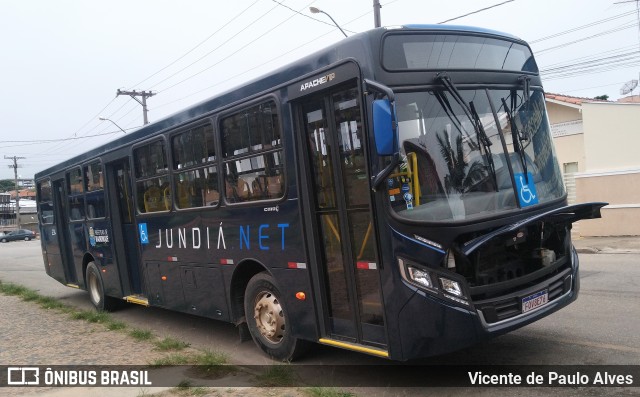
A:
576 247 640 254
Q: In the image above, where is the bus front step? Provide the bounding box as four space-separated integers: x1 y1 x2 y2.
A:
124 295 149 306
318 338 388 358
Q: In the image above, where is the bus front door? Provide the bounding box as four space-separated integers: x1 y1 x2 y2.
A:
299 84 387 352
106 159 142 296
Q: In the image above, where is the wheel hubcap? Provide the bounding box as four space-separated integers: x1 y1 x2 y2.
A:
253 291 285 345
88 271 100 305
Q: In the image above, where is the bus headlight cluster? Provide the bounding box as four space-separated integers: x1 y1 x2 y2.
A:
399 258 469 306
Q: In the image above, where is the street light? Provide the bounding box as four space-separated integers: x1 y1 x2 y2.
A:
309 7 348 38
98 117 127 134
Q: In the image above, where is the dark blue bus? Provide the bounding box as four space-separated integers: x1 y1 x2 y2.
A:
35 25 605 361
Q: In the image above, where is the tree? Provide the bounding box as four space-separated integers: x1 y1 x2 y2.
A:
436 132 487 194
0 179 16 192
593 94 609 101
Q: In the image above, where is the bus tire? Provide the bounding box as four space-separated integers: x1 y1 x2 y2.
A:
86 262 119 311
244 272 308 361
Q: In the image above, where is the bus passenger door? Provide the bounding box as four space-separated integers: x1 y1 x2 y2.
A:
52 179 77 284
105 159 142 296
297 83 387 352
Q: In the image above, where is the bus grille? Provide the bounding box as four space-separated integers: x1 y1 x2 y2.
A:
473 269 572 324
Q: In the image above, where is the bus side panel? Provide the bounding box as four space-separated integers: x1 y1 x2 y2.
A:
271 267 319 341
180 265 229 321
86 219 124 299
144 261 186 311
40 224 67 284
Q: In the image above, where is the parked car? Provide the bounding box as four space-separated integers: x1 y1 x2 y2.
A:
1 229 36 242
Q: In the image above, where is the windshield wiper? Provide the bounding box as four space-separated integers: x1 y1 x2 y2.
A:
436 73 498 191
501 97 529 183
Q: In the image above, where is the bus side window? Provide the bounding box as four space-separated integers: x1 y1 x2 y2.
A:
134 141 170 213
221 100 285 204
171 124 218 210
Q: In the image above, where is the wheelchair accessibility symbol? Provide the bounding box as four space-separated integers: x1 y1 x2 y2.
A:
514 172 538 208
139 223 149 245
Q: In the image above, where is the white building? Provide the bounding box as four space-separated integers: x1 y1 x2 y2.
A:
546 93 640 236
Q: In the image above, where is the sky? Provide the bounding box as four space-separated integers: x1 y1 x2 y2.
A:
1 0 639 181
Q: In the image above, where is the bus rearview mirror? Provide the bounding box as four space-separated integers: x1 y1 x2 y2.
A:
372 98 398 156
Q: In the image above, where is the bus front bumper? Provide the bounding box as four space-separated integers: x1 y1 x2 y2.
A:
394 246 580 361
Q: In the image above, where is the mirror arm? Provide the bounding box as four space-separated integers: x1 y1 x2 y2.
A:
371 153 401 192
364 79 395 102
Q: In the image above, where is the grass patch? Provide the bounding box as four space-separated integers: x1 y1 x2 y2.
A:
70 309 112 324
173 380 208 396
255 365 296 387
193 349 228 367
0 281 69 311
130 328 154 341
21 289 41 302
186 350 234 379
150 354 191 366
305 387 356 397
106 320 127 331
154 336 190 351
0 282 29 296
36 296 68 311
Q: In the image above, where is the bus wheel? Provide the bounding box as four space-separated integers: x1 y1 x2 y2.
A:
244 272 307 361
86 262 119 311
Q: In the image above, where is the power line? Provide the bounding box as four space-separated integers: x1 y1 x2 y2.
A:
130 0 262 90
438 0 515 24
153 1 316 93
270 0 357 34
152 4 378 110
1 130 126 145
529 10 635 43
535 21 639 54
148 1 288 91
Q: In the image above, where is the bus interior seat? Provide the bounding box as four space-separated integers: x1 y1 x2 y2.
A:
144 185 164 212
266 175 283 198
205 189 220 206
237 178 251 201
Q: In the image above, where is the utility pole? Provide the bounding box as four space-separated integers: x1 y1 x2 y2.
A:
373 0 382 28
5 155 25 229
116 89 156 125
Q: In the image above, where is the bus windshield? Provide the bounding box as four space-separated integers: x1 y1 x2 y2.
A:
389 88 565 222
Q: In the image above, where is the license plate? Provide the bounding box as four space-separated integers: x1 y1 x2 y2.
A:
521 290 549 314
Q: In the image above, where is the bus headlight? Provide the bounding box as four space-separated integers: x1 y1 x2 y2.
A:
407 266 433 289
439 277 463 297
399 258 470 307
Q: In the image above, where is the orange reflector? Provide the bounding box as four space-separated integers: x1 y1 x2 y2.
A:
161 276 167 281
102 269 106 273
295 292 306 300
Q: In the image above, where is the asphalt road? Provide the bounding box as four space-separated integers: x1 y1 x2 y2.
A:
1 240 639 395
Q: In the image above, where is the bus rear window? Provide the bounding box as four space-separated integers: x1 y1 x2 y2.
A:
382 33 537 73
